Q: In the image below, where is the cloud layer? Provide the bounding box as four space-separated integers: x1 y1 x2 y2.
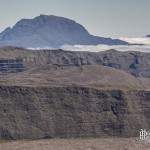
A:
61 44 150 53
28 37 150 53
120 37 150 45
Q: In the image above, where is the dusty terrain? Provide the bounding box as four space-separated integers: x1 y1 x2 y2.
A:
0 65 147 90
0 138 149 150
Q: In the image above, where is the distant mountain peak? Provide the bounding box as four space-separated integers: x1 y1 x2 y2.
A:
0 15 128 48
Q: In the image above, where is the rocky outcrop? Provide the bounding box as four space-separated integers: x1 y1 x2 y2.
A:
0 59 24 73
0 86 149 140
0 47 149 77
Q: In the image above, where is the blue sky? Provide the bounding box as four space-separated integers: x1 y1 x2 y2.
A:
0 0 150 37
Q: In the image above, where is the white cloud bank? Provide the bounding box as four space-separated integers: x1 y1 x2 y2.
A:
61 37 150 53
61 44 150 53
120 37 150 45
28 37 150 53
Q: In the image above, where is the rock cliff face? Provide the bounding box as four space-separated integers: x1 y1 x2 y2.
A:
0 59 24 73
0 47 150 77
0 47 149 140
0 86 150 140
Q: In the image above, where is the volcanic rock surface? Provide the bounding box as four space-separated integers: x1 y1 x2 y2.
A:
0 47 149 140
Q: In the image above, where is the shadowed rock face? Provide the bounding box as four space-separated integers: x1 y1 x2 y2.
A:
0 59 24 73
0 86 150 140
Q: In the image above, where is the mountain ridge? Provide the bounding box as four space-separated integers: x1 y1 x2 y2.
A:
0 46 150 78
0 15 128 48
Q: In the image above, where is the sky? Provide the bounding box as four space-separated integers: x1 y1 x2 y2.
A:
0 0 150 38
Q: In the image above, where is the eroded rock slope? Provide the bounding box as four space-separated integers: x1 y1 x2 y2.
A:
0 47 149 140
0 86 150 139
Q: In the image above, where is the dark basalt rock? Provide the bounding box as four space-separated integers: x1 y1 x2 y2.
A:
0 59 24 73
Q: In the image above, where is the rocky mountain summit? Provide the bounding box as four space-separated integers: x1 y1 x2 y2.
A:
0 15 128 48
